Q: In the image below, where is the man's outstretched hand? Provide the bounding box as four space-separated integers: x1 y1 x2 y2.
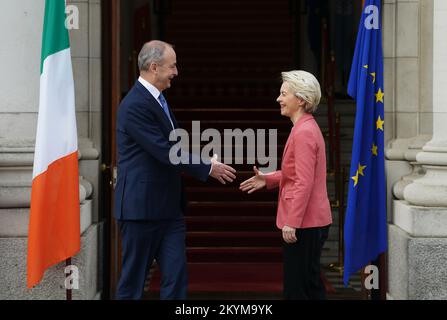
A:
210 154 237 184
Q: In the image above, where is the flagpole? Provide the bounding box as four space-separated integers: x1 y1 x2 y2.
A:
64 0 71 301
370 253 387 300
66 258 72 300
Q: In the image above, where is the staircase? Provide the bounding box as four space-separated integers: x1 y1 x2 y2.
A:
146 0 357 299
146 104 355 298
163 0 295 108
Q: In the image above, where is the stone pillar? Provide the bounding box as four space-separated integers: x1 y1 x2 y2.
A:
391 135 430 200
383 0 430 221
387 0 447 300
404 0 447 206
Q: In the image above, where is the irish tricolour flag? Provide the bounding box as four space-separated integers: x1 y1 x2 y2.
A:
27 0 80 288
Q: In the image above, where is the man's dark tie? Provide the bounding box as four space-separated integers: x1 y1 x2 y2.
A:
158 93 174 129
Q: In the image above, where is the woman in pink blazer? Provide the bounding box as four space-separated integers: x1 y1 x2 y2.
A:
240 70 332 299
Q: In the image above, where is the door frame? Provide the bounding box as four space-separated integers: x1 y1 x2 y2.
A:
101 0 121 299
99 0 317 299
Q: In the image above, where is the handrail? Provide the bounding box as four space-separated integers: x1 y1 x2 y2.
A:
335 113 344 271
321 18 336 173
328 112 345 274
326 54 336 173
322 16 345 273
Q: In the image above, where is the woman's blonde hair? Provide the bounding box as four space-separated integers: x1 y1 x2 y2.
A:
281 70 321 113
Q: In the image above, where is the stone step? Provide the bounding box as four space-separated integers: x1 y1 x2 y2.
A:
186 200 346 218
184 170 339 183
178 143 353 159
176 158 351 174
171 106 355 120
186 231 282 247
187 247 281 263
171 100 356 113
170 1 290 12
147 262 285 294
175 118 355 130
169 29 293 40
167 18 293 29
186 201 275 217
321 255 340 265
183 181 347 205
186 215 276 232
172 122 355 140
323 239 340 251
186 186 277 201
171 128 353 144
186 230 340 248
185 184 346 201
186 246 339 263
172 105 356 114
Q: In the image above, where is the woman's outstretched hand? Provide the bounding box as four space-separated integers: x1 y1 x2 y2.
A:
239 166 266 194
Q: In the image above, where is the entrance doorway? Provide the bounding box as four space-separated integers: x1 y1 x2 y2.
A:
102 0 362 299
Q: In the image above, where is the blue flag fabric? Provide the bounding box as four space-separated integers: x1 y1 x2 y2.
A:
344 0 387 286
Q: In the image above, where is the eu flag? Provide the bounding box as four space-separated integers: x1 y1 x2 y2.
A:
344 0 387 286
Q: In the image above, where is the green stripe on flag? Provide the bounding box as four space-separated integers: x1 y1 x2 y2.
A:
40 0 70 73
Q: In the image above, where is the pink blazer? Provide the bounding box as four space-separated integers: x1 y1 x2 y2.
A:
264 113 332 229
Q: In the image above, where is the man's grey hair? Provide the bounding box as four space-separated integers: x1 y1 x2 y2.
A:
281 70 321 114
138 40 173 72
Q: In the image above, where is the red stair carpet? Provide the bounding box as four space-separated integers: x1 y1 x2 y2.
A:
148 263 335 297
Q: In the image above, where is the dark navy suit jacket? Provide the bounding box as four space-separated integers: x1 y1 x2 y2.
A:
114 81 211 221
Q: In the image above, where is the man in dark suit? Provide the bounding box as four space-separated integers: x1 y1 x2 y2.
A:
114 40 236 299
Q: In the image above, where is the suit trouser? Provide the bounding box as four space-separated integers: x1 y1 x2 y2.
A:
115 218 188 300
283 225 330 300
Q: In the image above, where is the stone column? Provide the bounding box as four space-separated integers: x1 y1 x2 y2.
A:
383 0 429 222
391 136 429 200
404 0 447 206
387 0 447 300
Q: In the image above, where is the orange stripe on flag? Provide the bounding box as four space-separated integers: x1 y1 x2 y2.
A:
27 151 80 288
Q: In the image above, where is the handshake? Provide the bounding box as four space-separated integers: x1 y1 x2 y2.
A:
209 154 266 193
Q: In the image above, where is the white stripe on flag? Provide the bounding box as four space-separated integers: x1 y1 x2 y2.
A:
33 48 78 179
